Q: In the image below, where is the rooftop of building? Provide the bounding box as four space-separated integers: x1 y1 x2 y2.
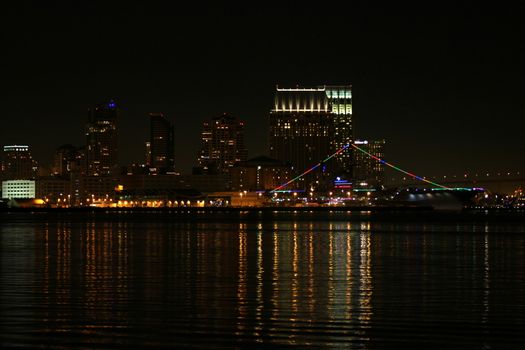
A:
3 145 29 152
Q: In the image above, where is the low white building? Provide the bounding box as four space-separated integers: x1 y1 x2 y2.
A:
1 180 36 199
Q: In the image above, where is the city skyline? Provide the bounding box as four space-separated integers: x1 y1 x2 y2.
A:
2 5 524 177
3 6 525 350
2 85 523 179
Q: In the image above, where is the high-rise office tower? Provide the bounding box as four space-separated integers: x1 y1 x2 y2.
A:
1 145 37 180
269 87 336 188
324 85 353 174
149 113 175 174
353 140 386 186
197 113 247 174
85 99 119 176
269 85 353 188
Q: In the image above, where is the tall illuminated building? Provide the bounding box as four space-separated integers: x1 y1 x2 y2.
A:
197 113 247 174
1 145 37 180
269 86 337 188
353 140 386 186
149 113 175 174
324 85 353 174
85 99 119 176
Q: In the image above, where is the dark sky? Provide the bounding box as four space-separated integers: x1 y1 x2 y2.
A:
2 3 524 177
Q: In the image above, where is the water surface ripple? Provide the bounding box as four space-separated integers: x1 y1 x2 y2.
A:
1 210 524 349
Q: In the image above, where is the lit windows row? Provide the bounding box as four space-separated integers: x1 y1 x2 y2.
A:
325 90 352 99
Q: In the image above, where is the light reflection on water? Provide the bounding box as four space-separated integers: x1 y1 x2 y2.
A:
0 210 525 349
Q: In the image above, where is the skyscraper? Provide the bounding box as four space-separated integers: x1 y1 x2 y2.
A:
149 113 175 174
85 99 119 176
197 113 247 174
353 140 386 186
269 87 336 188
269 85 353 189
324 85 353 174
1 145 37 180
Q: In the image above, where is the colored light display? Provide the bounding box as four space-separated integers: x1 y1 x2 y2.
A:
271 142 453 192
271 144 350 192
350 144 452 190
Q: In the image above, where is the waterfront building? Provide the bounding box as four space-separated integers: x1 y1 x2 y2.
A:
269 87 334 189
353 139 386 187
118 174 186 194
36 177 71 204
77 176 117 205
324 85 353 174
197 113 247 175
149 113 175 174
1 179 36 199
118 173 230 196
184 174 230 192
1 145 37 181
85 99 119 176
268 85 353 189
230 156 293 191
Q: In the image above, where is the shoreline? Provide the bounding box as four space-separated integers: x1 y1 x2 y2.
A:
0 206 523 213
0 205 433 213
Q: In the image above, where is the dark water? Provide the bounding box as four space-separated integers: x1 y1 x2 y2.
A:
1 210 525 349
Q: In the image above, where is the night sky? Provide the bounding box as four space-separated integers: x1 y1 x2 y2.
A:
2 3 524 177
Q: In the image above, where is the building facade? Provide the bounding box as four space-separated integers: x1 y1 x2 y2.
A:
149 113 175 174
269 87 336 189
353 140 386 187
197 113 247 175
324 85 353 174
36 177 71 203
85 100 119 176
76 176 117 205
230 156 293 191
268 85 353 189
1 145 37 181
2 180 36 199
52 144 84 177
